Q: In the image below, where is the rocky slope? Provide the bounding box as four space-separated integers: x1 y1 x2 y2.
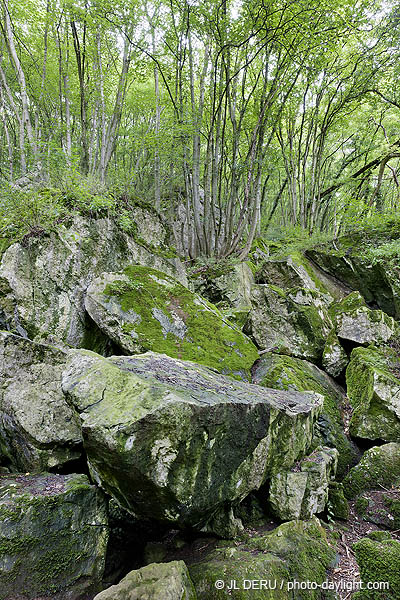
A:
0 213 399 599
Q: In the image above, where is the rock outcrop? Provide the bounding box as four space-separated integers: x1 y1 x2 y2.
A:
62 350 323 532
85 265 258 379
0 473 108 600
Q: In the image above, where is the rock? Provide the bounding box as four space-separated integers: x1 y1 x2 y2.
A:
246 285 333 361
354 490 400 530
189 518 336 600
331 291 399 346
328 482 349 520
252 352 357 477
94 561 196 600
62 350 323 531
85 265 259 379
0 332 82 471
254 252 349 301
346 346 400 442
268 446 338 520
306 224 400 318
0 215 186 348
192 262 254 329
0 473 108 600
353 536 399 599
343 443 400 498
322 331 349 377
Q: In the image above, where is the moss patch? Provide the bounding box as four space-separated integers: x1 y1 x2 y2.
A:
96 265 259 379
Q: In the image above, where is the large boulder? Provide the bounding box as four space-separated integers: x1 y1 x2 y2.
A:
85 265 259 379
246 285 333 361
306 222 400 318
0 215 186 348
343 443 400 498
0 331 82 471
268 446 338 521
0 473 108 600
330 291 399 346
346 345 400 442
94 561 196 600
252 352 357 477
62 350 323 531
189 518 336 600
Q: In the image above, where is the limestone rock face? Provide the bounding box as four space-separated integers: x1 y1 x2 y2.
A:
62 350 323 531
268 446 338 521
0 332 82 471
85 265 258 379
331 291 399 346
343 443 400 498
94 561 197 600
189 518 336 600
0 473 108 600
0 216 186 348
346 346 400 442
253 352 356 477
246 285 333 361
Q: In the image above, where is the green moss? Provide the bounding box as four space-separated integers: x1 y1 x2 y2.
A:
343 444 400 499
355 496 369 515
253 353 355 478
103 265 258 379
328 483 349 519
353 536 400 599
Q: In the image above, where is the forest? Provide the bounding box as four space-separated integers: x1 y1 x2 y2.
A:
0 0 399 259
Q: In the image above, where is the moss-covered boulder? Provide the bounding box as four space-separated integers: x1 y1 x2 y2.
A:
322 331 349 377
0 332 82 471
343 443 400 498
0 473 108 600
62 350 323 532
246 285 333 361
331 291 399 346
346 346 400 442
0 215 185 349
189 518 336 599
268 446 338 520
252 352 357 477
354 490 400 530
94 561 196 600
353 535 400 599
85 265 259 379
